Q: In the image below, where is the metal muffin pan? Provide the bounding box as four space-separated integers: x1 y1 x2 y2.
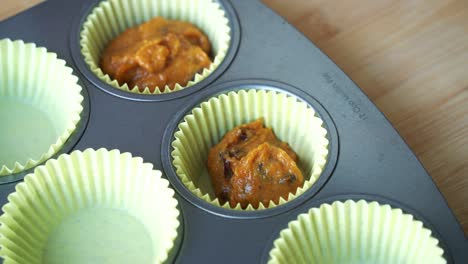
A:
0 0 466 263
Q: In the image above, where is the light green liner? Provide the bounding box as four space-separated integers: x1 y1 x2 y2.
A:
80 0 231 94
0 39 84 176
0 149 180 264
171 89 329 210
268 200 446 264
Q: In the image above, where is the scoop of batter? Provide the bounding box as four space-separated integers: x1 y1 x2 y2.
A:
207 119 304 208
100 17 212 92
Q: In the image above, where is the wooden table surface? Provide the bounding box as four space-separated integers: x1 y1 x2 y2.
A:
2 0 467 234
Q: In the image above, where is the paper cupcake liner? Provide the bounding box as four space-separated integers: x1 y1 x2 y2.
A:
268 200 446 264
0 148 180 264
80 0 231 94
0 39 84 177
171 89 329 210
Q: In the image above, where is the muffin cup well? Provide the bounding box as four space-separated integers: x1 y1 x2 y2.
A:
0 148 181 264
80 0 231 95
0 39 84 177
171 89 329 210
268 200 446 264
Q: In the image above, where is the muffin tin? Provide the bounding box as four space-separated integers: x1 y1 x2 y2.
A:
0 0 467 263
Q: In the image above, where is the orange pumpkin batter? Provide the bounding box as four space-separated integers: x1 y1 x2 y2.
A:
100 17 212 92
207 119 304 208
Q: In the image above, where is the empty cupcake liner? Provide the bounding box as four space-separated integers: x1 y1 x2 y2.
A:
0 39 84 177
80 0 231 94
0 148 180 264
268 200 446 264
171 89 329 210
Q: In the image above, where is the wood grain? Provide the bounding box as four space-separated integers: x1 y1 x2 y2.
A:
1 0 467 234
262 0 468 234
0 0 44 22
